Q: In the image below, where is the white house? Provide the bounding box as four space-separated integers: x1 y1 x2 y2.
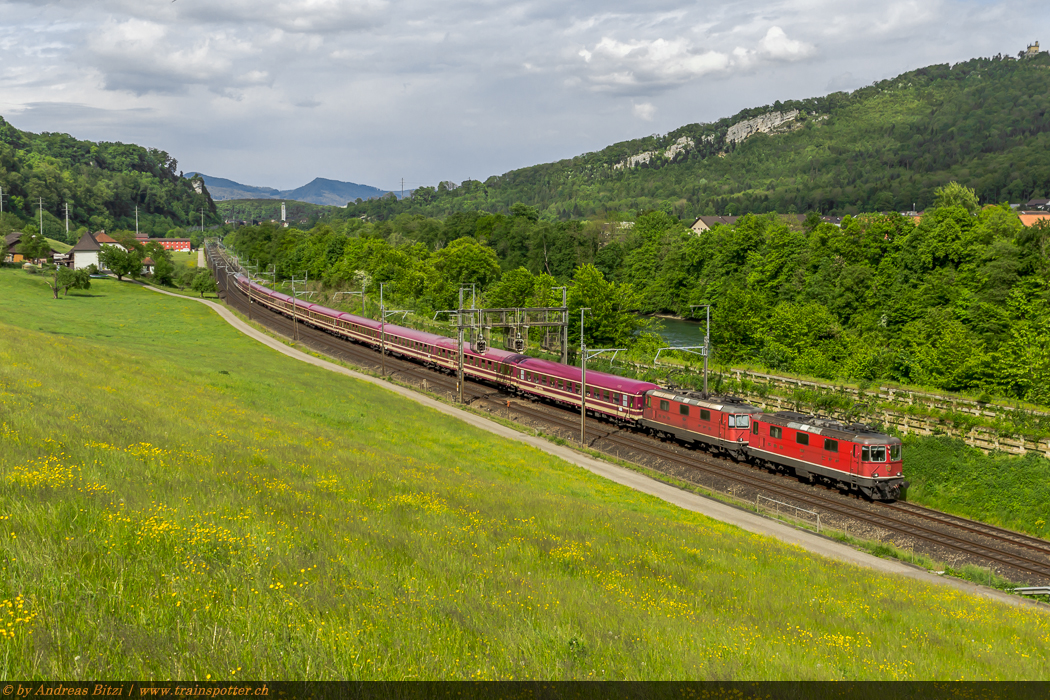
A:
70 230 102 270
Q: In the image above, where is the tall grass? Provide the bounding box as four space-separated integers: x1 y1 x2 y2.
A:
0 269 1048 679
903 436 1050 538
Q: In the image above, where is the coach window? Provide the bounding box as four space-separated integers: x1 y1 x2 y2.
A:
796 432 809 446
659 399 669 411
679 404 689 416
824 439 838 453
613 393 620 405
700 409 711 421
604 390 610 402
770 426 783 439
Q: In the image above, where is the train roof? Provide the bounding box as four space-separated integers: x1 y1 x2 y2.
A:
243 278 653 391
760 411 901 444
647 389 761 413
518 357 661 393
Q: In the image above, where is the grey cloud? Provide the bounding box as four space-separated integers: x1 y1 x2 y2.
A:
1 0 1048 191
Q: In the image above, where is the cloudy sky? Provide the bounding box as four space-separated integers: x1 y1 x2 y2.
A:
1 0 1046 192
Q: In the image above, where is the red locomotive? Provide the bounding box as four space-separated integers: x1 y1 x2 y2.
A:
231 273 906 501
748 412 905 500
640 390 762 460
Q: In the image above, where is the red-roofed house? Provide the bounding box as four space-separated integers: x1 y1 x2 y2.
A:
94 232 127 251
1018 211 1050 227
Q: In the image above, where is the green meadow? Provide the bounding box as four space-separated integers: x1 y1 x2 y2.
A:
0 268 1048 680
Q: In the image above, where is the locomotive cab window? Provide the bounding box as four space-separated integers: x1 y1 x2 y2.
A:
824 439 838 453
700 409 711 421
734 415 750 429
659 400 669 411
679 404 689 416
752 423 759 435
769 426 782 439
890 444 902 460
865 445 887 462
795 432 809 445
645 396 651 407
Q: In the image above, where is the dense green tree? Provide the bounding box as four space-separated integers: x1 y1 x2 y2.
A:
100 245 142 281
567 264 645 349
18 229 52 261
933 181 981 213
191 268 217 298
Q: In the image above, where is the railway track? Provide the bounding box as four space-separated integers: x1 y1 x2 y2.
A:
506 399 1050 582
206 247 1050 587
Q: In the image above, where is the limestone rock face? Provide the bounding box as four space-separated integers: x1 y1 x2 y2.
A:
726 110 800 144
613 135 695 170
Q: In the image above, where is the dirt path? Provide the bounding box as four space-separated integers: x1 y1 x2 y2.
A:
142 283 1047 612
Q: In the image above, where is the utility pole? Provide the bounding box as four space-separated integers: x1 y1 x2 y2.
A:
697 304 711 396
457 288 465 404
401 178 404 200
580 307 590 445
380 282 387 377
561 287 568 363
135 206 139 236
38 198 43 241
64 203 70 237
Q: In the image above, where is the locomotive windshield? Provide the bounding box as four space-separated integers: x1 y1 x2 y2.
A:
891 444 902 461
862 446 887 462
729 414 750 429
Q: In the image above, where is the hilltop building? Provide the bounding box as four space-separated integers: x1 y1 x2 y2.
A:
1023 41 1043 58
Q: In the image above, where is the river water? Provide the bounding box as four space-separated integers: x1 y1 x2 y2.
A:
646 315 708 346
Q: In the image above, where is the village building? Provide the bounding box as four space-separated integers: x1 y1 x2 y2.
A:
69 230 102 270
690 215 740 232
150 238 192 252
1018 211 1050 227
94 232 126 251
689 213 843 233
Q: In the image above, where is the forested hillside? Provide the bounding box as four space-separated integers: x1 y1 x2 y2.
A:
0 117 219 242
224 180 1050 405
337 53 1050 221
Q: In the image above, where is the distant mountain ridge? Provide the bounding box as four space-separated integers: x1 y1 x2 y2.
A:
190 173 394 206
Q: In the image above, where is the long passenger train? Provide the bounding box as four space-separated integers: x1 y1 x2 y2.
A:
232 272 906 501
